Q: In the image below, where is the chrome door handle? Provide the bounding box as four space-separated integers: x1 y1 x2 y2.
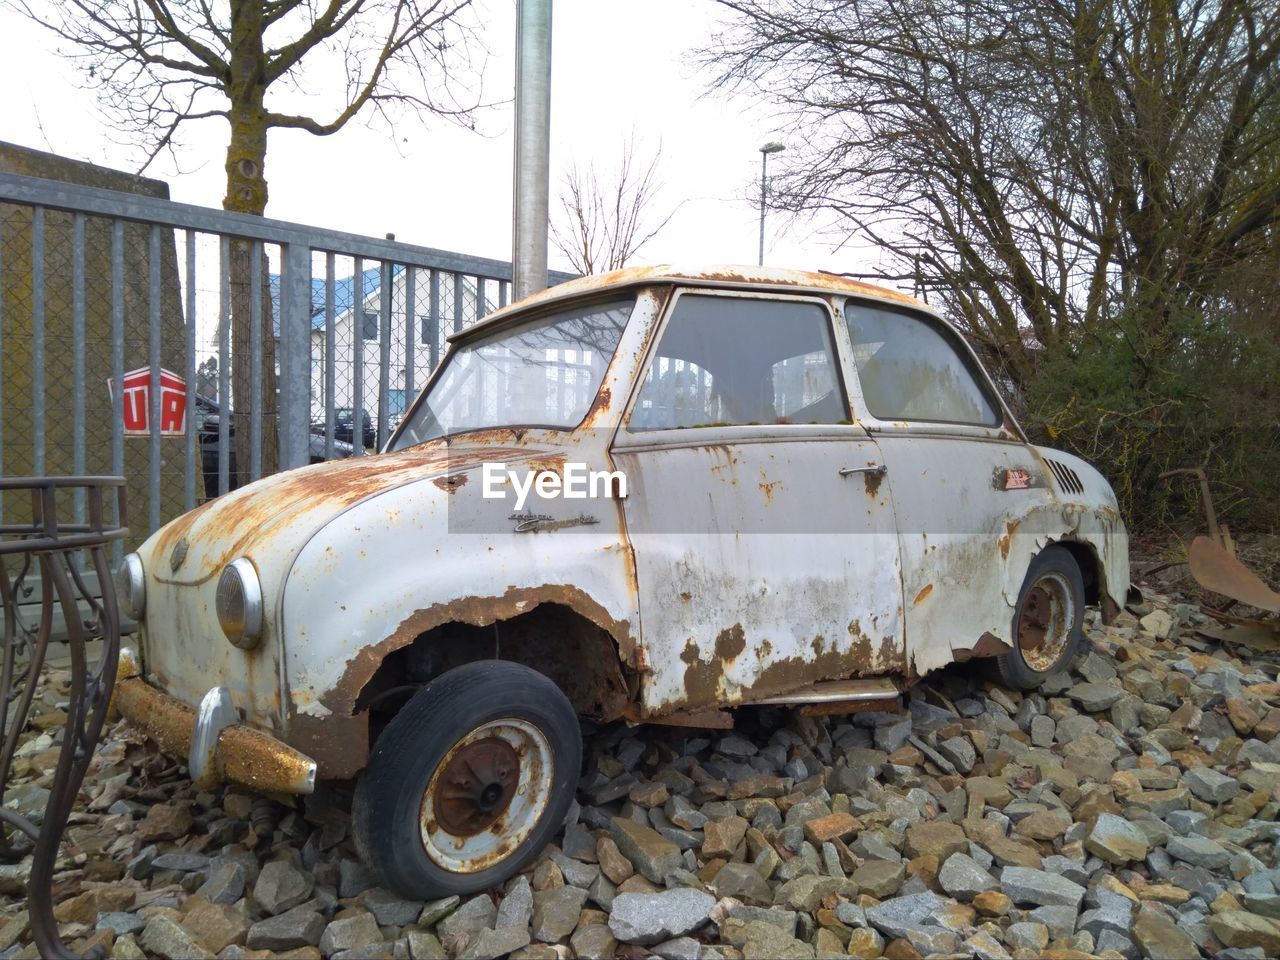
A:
839 465 887 477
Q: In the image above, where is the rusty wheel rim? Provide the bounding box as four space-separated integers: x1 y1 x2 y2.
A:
433 737 519 836
1017 571 1075 673
419 718 553 874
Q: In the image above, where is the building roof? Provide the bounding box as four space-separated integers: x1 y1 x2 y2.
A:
451 264 927 341
269 265 388 335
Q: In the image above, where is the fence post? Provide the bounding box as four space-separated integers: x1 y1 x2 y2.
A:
279 243 312 471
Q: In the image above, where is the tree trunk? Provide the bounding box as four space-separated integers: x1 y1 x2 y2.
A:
223 0 279 484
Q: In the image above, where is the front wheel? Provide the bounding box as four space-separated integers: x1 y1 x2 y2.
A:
352 661 582 898
996 546 1086 690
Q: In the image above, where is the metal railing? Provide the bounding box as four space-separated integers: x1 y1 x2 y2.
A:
0 171 573 548
0 476 127 959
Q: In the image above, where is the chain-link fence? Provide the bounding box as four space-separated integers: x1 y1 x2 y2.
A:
0 171 573 553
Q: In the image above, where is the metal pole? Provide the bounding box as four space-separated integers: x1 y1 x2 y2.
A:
512 0 553 301
758 142 784 266
758 151 768 267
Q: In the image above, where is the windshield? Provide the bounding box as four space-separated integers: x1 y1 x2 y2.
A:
392 296 634 447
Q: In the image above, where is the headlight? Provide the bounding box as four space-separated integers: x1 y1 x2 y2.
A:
114 553 146 619
216 558 263 650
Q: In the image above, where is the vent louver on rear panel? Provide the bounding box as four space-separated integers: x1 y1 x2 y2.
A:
1044 458 1084 495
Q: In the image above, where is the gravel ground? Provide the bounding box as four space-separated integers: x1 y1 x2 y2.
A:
2 587 1279 960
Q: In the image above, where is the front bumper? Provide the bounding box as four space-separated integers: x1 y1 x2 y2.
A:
114 649 316 795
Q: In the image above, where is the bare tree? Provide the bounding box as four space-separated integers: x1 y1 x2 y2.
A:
700 0 1280 526
703 0 1280 383
14 0 486 476
551 139 679 275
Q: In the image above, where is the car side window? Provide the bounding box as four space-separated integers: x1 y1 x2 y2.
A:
844 302 1000 426
629 295 847 431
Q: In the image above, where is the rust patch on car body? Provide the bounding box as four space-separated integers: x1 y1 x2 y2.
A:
998 518 1022 560
321 584 635 721
864 469 884 498
912 584 933 606
675 620 903 714
152 442 531 585
432 473 468 494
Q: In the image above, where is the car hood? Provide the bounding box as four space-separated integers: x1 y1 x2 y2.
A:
144 441 541 586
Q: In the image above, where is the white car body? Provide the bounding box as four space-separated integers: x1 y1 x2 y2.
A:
120 265 1128 792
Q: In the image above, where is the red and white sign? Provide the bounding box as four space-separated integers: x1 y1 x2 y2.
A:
108 367 188 437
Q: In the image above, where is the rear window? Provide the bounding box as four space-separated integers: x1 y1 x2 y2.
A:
845 303 999 425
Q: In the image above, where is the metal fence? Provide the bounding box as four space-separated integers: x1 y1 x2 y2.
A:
0 171 573 551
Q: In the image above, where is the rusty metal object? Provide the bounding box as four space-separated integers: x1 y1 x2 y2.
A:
797 698 902 717
419 718 552 874
1016 572 1074 672
748 676 899 706
114 671 317 794
1189 536 1280 614
951 633 1015 662
0 476 127 960
433 737 519 836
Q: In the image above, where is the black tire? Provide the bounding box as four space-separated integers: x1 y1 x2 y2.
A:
352 660 581 899
996 546 1086 690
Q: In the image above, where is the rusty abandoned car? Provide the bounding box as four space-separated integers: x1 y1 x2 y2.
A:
112 265 1129 896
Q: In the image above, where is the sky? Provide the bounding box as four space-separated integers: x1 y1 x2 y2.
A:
0 0 889 283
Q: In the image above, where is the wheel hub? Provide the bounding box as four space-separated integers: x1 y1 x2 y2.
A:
1017 573 1073 673
1018 585 1051 651
433 737 519 836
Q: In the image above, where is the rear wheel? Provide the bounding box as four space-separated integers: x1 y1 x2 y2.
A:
996 547 1085 690
352 660 581 898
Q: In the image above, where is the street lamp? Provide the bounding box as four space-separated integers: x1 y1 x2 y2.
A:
758 141 786 266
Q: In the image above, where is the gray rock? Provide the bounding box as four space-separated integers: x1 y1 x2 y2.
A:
1031 905 1081 940
1085 812 1151 864
608 889 716 945
1000 866 1086 909
459 926 533 960
365 888 423 927
1078 898 1134 939
1005 922 1050 952
320 913 383 956
150 852 211 872
874 717 913 754
497 875 533 930
437 895 497 944
195 861 246 905
651 935 702 960
531 884 588 943
569 924 616 960
713 861 774 904
938 737 976 773
253 859 315 916
1185 767 1241 804
1030 715 1056 748
1078 651 1118 684
864 891 947 939
1167 836 1231 870
937 853 997 900
407 931 447 959
140 915 205 959
610 816 684 883
418 895 461 928
338 857 376 898
1067 682 1125 712
246 907 326 951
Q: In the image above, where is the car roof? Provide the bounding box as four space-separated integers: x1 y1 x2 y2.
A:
450 263 932 342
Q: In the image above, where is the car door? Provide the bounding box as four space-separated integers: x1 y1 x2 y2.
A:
611 290 905 716
841 298 1053 675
